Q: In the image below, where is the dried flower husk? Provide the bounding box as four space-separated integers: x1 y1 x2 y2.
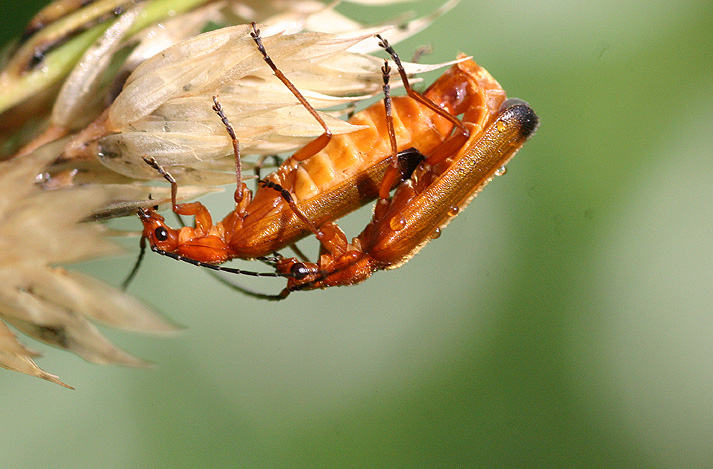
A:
0 146 179 387
0 0 458 386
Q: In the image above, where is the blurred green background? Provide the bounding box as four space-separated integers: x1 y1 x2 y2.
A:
2 0 712 466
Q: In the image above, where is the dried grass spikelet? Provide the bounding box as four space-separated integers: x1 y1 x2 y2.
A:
0 0 459 386
91 25 461 184
0 149 179 389
2 0 459 175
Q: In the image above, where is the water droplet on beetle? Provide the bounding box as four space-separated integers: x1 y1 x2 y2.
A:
390 216 406 231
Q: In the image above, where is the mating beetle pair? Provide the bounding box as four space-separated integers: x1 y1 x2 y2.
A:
136 23 538 299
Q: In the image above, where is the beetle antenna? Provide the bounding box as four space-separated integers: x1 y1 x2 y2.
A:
149 245 293 278
202 269 288 301
121 235 147 290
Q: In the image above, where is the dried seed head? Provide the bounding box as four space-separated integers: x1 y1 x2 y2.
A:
0 0 456 386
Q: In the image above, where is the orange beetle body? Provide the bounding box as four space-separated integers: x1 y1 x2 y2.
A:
274 65 538 292
137 26 538 298
140 58 504 263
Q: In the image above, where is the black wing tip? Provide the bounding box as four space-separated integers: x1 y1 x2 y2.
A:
500 98 539 139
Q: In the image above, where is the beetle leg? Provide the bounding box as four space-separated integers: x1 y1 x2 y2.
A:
287 243 310 263
377 35 470 165
257 178 352 258
142 156 215 233
212 96 249 204
253 154 282 180
378 60 401 202
377 35 468 138
250 22 332 161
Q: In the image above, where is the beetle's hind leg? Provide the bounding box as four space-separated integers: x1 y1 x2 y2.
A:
376 34 469 165
250 22 332 161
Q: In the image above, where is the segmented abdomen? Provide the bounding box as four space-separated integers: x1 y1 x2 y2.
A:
230 73 460 257
284 95 453 202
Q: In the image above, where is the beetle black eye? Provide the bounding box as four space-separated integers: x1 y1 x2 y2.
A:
154 227 169 241
290 263 310 280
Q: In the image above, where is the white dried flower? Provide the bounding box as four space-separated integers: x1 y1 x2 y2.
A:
0 0 456 386
0 148 178 388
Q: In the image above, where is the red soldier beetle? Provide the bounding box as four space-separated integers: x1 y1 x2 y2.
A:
135 25 538 297
276 97 538 294
135 26 501 272
268 37 539 295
